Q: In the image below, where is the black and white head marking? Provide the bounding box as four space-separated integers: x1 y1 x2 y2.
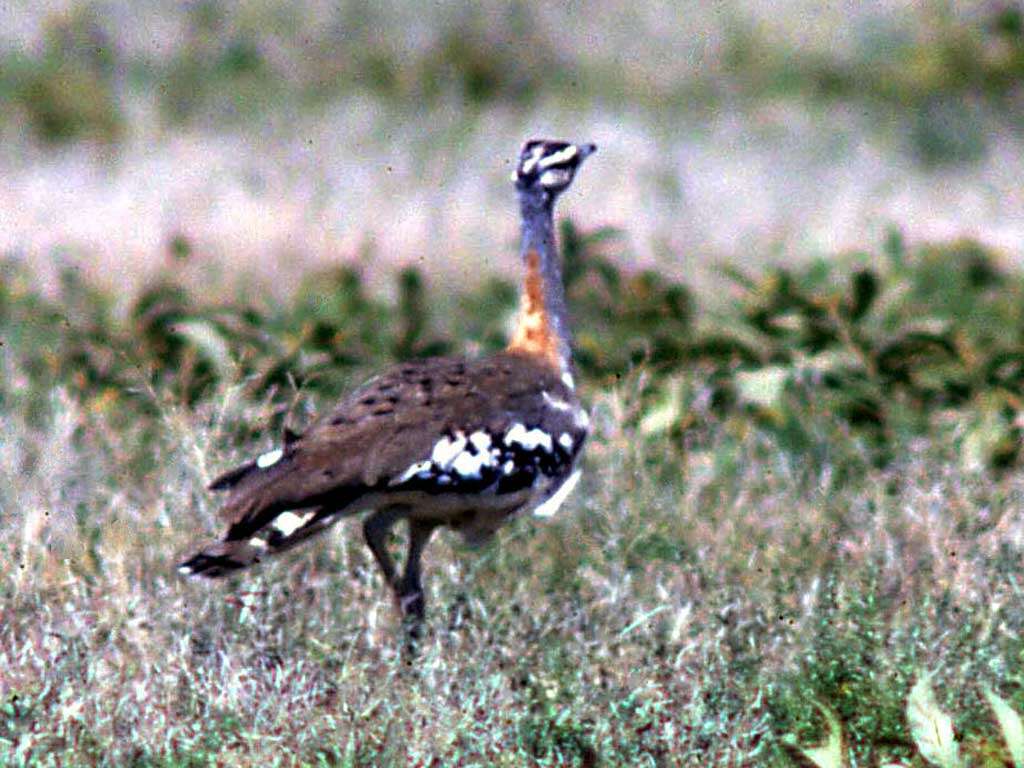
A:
513 139 597 197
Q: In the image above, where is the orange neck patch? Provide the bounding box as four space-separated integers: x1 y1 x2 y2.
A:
507 250 563 370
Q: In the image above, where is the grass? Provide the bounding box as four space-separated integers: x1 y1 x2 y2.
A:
3 5 1023 764
3 228 1024 765
3 378 1023 765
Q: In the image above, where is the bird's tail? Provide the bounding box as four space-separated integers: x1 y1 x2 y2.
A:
177 507 340 578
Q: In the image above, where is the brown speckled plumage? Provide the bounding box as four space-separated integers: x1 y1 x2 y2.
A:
179 139 596 628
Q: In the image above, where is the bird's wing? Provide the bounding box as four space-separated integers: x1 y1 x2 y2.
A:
208 353 580 541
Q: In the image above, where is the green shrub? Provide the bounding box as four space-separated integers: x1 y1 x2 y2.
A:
5 224 1024 475
2 8 123 144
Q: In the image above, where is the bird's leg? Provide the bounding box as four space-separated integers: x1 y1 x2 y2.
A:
397 518 440 624
362 506 407 590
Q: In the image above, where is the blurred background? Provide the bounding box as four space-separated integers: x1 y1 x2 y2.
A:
2 0 1022 296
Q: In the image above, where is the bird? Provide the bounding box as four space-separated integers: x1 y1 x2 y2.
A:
178 138 596 627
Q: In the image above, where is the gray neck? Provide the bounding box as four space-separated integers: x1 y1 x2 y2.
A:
518 192 573 373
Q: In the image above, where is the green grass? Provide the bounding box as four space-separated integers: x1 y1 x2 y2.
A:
6 225 1024 473
3 228 1024 765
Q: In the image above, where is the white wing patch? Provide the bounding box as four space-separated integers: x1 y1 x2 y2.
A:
505 422 553 452
392 459 433 485
256 448 283 469
542 391 573 412
468 430 492 452
431 431 468 468
272 511 312 537
392 423 572 488
451 449 494 479
533 469 582 518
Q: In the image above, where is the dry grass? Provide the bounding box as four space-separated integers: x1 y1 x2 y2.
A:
2 376 1023 766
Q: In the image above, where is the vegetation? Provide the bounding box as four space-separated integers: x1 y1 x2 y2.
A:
2 3 1022 162
3 225 1024 765
3 2 1023 764
6 225 1024 475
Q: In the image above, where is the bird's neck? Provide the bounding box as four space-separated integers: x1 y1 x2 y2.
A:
507 195 574 387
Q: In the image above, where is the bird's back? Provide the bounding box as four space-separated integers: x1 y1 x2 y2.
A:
205 350 587 548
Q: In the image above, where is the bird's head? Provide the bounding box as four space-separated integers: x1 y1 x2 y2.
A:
513 139 596 203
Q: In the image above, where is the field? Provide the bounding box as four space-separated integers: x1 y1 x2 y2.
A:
3 3 1024 766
